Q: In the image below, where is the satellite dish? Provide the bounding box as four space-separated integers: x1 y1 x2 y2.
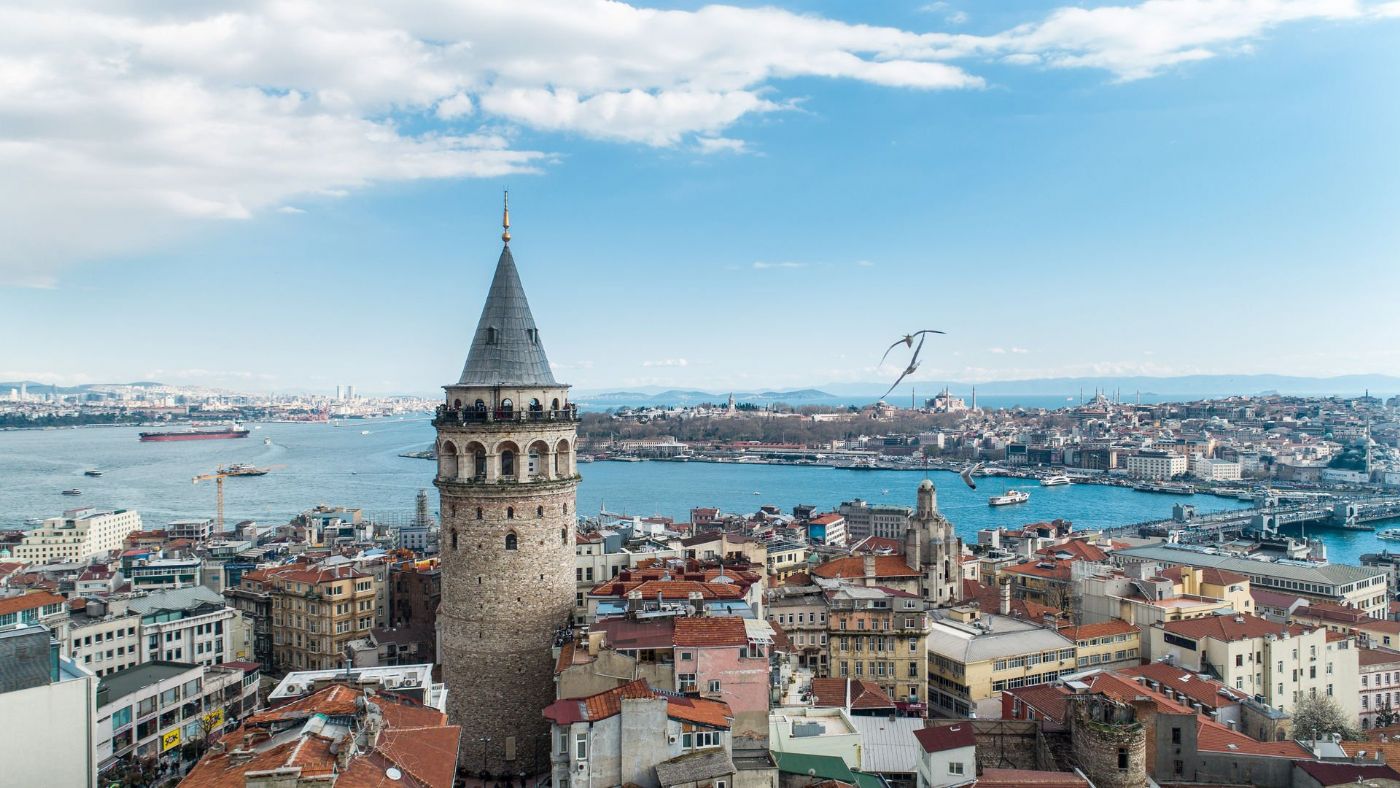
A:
385 767 403 780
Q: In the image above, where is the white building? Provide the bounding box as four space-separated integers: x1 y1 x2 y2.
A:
129 586 241 666
0 626 98 788
13 508 143 563
913 723 977 788
167 518 213 542
62 598 143 678
269 663 446 711
1125 452 1188 480
1190 456 1243 481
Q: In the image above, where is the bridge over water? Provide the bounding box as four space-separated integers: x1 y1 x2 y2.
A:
1102 494 1400 540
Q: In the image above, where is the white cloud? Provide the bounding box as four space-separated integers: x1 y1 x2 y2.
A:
753 261 806 269
855 260 875 267
988 347 1006 354
642 358 689 367
1010 347 1030 354
277 206 306 214
1 0 1388 284
436 92 475 119
696 136 748 154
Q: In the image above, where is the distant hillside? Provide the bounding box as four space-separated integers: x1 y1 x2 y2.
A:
576 388 837 406
815 374 1400 398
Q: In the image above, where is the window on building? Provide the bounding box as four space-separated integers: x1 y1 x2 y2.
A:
679 673 697 692
1118 749 1128 770
575 733 587 760
505 533 518 551
949 763 964 775
708 680 721 693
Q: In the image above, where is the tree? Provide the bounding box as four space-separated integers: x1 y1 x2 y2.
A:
1291 693 1361 742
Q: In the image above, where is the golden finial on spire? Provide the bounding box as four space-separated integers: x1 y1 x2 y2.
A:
501 189 511 243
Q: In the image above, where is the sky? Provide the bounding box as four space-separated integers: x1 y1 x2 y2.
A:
1 0 1398 396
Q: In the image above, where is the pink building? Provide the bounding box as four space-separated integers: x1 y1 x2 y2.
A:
673 617 773 744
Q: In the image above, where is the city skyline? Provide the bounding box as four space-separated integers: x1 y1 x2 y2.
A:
2 0 1398 393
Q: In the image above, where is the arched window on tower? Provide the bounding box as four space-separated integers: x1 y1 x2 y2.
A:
505 532 518 551
529 398 541 412
476 507 483 520
453 398 462 409
486 326 499 345
507 506 515 519
451 529 458 551
500 450 515 478
474 399 486 412
500 398 513 413
537 505 544 518
564 502 569 515
551 398 560 411
561 528 568 545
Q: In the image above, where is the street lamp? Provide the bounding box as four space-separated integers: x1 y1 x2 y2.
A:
479 736 492 775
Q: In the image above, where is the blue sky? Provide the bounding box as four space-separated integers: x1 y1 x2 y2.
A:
2 0 1398 395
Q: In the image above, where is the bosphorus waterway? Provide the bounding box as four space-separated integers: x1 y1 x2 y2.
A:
2 418 1393 565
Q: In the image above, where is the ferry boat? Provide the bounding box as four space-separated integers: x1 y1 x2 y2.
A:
220 463 270 477
139 427 250 442
1378 529 1400 542
61 489 81 496
83 469 103 477
1133 482 1196 495
1040 474 1071 487
988 489 1030 506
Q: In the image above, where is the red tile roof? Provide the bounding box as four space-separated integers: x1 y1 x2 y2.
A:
1118 663 1240 710
848 536 905 555
1293 760 1400 785
542 679 733 729
1004 683 1070 723
0 590 65 616
673 617 748 648
1358 647 1400 668
811 555 917 580
912 723 975 753
1037 541 1108 563
1199 567 1248 586
1160 613 1304 643
1057 620 1138 642
810 678 894 710
1195 717 1310 758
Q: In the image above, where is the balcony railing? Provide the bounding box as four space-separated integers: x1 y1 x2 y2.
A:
434 405 580 426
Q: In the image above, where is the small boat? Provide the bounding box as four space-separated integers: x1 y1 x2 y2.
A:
753 491 761 496
1378 529 1400 541
220 463 270 477
61 489 82 496
24 518 43 526
263 437 272 445
989 489 1030 506
83 469 103 477
1040 474 1071 487
361 430 370 435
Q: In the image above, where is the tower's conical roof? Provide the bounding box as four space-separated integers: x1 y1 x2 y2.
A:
456 244 558 387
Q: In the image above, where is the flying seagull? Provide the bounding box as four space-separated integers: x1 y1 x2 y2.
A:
878 330 946 367
960 462 984 490
877 330 945 401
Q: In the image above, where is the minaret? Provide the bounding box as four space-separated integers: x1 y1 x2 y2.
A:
434 195 579 773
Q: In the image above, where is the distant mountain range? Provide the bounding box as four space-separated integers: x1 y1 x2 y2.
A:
574 374 1400 407
0 380 170 395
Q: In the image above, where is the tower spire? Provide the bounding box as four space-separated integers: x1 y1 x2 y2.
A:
501 190 511 244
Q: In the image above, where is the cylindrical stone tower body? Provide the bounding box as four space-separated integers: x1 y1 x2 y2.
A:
434 211 578 775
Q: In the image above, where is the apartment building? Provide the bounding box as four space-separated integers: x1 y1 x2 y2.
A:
166 519 213 542
838 499 912 541
13 508 143 563
1150 613 1360 721
0 590 68 633
1358 647 1400 730
1115 544 1390 617
1058 620 1141 671
767 582 828 671
826 586 931 708
94 661 258 777
63 597 142 677
129 586 244 666
1190 457 1242 481
1125 452 1188 480
267 563 379 671
925 609 1077 719
223 568 273 668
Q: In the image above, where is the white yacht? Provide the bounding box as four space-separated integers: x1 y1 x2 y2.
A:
1378 529 1400 541
1040 474 1072 487
988 489 1030 506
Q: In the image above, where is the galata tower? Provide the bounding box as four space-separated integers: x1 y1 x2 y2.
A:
434 197 578 774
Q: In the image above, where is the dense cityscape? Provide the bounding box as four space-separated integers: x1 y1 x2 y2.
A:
4 217 1400 788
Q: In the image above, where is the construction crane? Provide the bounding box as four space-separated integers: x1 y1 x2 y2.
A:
192 468 234 533
192 465 282 532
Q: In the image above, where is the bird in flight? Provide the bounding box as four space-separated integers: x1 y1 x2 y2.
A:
877 330 945 401
959 462 984 490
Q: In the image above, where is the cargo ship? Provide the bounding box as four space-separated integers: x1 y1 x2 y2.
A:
220 463 270 477
139 427 250 442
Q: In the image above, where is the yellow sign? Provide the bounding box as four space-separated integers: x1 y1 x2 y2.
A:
161 729 181 752
203 708 225 729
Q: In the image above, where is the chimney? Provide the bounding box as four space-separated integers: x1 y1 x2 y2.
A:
999 578 1012 616
587 631 605 656
863 555 876 585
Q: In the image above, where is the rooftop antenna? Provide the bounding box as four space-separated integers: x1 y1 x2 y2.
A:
501 189 511 243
